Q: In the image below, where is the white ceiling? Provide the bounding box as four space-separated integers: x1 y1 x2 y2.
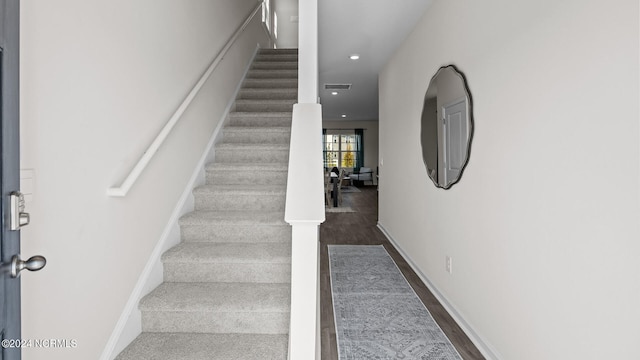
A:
317 0 434 121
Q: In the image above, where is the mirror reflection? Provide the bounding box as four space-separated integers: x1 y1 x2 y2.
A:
420 65 473 189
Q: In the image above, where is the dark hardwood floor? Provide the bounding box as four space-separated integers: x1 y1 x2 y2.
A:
319 186 485 360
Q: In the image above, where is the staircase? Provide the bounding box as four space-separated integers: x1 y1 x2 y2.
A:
116 48 297 360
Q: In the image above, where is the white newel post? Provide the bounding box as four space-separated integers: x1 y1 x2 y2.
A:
285 103 324 360
288 222 321 359
286 1 323 359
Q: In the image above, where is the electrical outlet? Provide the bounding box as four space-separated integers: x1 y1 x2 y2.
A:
445 256 452 274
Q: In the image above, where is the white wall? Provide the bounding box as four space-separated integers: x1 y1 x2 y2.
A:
323 120 379 180
274 0 299 48
379 0 639 359
19 1 269 359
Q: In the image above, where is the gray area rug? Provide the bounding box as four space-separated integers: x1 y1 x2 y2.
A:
328 245 462 360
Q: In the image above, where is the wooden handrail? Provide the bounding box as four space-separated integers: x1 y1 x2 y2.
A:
107 2 263 197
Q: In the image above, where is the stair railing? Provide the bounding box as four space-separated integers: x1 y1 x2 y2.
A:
285 0 324 359
107 2 263 197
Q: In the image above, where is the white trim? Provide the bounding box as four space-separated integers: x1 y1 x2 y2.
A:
100 46 261 360
297 0 318 103
376 222 502 360
107 2 263 197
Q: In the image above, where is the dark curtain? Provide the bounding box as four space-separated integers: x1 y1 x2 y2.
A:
322 128 327 169
355 128 364 170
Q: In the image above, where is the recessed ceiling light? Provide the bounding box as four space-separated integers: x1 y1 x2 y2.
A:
331 91 338 95
341 114 347 118
349 54 360 60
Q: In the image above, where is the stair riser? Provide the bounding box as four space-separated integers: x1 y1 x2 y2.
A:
235 102 295 112
223 131 290 144
238 89 297 100
246 70 297 79
229 116 291 127
254 54 298 62
243 79 297 89
141 312 289 334
252 62 297 70
207 170 288 185
194 193 285 211
259 49 298 55
164 263 291 283
180 224 291 243
115 334 289 360
215 149 289 163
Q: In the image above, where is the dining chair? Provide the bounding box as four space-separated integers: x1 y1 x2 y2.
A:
337 168 345 206
324 171 333 207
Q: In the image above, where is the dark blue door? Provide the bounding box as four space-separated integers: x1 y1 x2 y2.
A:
2 2 27 359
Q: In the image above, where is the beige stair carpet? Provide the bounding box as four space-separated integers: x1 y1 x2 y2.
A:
116 48 297 360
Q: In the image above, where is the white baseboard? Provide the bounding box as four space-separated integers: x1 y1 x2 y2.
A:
376 222 502 360
100 44 262 360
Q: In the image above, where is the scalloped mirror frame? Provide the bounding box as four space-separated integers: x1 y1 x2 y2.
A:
420 65 474 189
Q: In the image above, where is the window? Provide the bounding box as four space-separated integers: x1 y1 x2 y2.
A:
262 0 271 32
323 133 359 169
273 11 278 40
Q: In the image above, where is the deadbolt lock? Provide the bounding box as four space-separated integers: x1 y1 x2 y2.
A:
9 191 30 231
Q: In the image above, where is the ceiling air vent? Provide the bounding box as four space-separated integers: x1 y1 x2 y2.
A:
324 84 352 90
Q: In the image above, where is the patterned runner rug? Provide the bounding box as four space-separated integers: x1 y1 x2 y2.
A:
328 245 462 360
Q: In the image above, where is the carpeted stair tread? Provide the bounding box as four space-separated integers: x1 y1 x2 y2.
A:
139 283 290 334
214 143 290 164
222 126 291 145
255 53 297 60
194 184 285 194
230 111 293 117
115 333 288 360
228 114 292 127
223 126 291 132
179 210 287 225
204 163 288 185
140 282 290 312
206 162 288 171
235 99 296 105
216 143 290 150
192 185 285 211
255 54 298 62
238 88 297 100
162 242 291 264
192 184 286 211
178 210 290 244
162 243 291 283
243 78 298 88
251 61 298 70
234 99 296 112
259 48 297 55
246 69 297 79
228 112 292 125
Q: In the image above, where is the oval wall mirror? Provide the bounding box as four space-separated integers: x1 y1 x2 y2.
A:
420 65 474 189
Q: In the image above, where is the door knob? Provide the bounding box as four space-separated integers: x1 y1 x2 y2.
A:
9 255 46 278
